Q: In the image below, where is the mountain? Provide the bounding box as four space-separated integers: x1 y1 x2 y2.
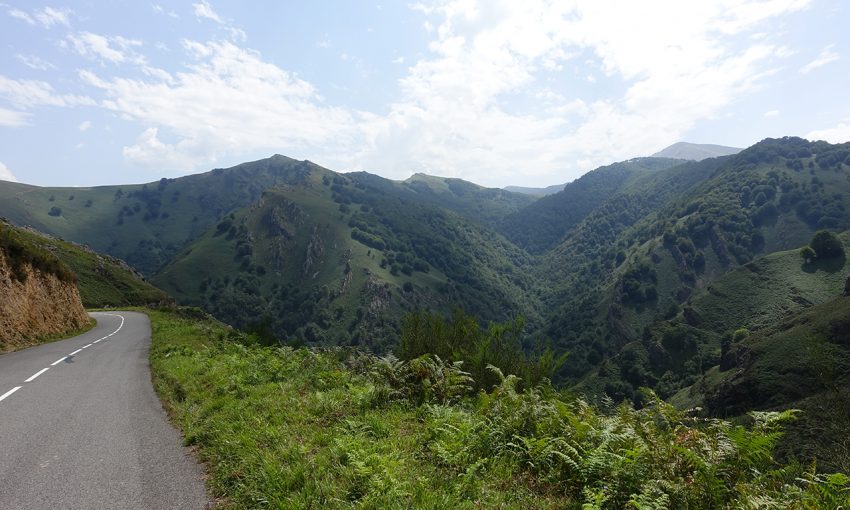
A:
0 219 169 309
499 157 685 254
401 173 536 227
544 137 850 396
3 136 850 416
651 141 742 161
0 155 317 275
153 168 541 350
503 183 565 196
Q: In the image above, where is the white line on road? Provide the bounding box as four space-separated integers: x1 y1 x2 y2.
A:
0 314 128 407
0 387 21 402
24 368 50 383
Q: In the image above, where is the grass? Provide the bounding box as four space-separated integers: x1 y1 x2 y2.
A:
2 221 171 307
148 307 850 509
148 308 564 509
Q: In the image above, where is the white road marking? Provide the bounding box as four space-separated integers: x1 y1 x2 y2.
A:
24 368 50 383
0 387 21 402
0 313 129 407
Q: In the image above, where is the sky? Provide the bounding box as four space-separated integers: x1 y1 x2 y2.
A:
0 0 848 188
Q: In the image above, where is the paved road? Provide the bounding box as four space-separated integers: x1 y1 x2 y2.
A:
0 311 210 509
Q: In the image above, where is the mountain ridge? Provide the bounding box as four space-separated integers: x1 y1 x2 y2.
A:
651 141 742 160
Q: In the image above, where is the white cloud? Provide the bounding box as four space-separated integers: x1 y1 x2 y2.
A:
191 2 245 42
152 4 179 18
0 162 18 183
316 35 332 49
122 127 200 170
764 109 779 117
7 6 70 28
7 8 34 24
81 41 360 170
392 56 405 64
64 32 143 65
0 75 93 108
34 6 70 28
226 26 247 42
78 120 91 131
52 0 814 184
806 122 850 144
344 0 810 184
193 0 223 23
15 54 56 71
800 44 839 74
0 107 29 127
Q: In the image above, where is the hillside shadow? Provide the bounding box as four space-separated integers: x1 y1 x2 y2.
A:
802 254 847 274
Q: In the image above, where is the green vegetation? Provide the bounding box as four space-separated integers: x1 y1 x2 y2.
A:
0 155 317 275
5 137 850 475
1 219 169 307
500 158 683 254
150 308 850 509
808 230 845 260
398 309 566 392
154 171 541 352
0 220 75 283
677 295 850 473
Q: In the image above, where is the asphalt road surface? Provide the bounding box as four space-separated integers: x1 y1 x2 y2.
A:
0 311 209 509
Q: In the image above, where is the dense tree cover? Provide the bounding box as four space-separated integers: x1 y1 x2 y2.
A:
541 138 850 392
499 158 682 254
398 309 566 391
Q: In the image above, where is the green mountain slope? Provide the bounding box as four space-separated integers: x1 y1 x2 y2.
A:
503 182 565 196
1 219 169 307
499 157 684 254
400 173 536 228
0 155 318 274
651 141 742 160
539 138 850 386
671 293 850 472
4 137 850 425
155 169 541 351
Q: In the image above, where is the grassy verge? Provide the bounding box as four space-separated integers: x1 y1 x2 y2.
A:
148 308 850 509
1 317 97 353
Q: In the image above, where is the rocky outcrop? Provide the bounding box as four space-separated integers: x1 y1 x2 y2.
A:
0 250 89 350
302 226 325 277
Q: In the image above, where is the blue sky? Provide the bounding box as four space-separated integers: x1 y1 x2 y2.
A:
0 0 848 188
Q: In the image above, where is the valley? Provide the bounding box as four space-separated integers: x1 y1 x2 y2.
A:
3 137 850 507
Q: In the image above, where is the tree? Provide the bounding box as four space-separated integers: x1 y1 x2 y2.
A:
844 276 850 297
810 230 844 259
801 246 816 264
48 206 62 217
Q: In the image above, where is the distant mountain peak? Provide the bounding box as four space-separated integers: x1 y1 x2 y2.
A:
651 142 742 161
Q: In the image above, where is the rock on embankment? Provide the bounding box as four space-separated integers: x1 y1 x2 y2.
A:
0 247 89 350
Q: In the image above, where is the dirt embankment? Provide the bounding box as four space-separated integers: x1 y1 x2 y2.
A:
0 250 90 351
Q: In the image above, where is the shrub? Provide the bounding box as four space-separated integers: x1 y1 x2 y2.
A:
810 230 844 259
801 245 816 263
48 206 62 217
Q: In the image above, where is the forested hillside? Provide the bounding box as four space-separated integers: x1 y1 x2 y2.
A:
3 137 850 423
154 169 541 351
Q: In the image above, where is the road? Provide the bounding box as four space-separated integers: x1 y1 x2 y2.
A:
0 311 210 509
